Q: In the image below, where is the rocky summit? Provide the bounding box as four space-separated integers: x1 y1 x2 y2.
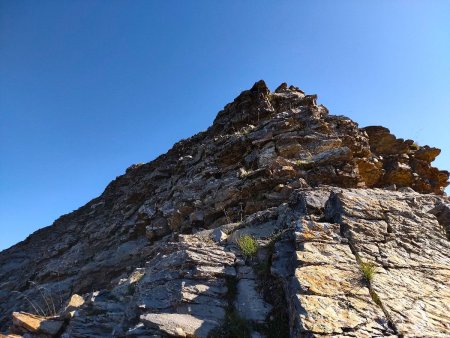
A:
1 81 449 338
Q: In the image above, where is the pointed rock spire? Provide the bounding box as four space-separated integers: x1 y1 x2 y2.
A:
212 80 274 133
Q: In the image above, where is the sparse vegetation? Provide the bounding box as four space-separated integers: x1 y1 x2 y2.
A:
353 255 386 314
254 261 270 277
12 283 60 317
210 308 252 338
359 261 376 283
236 235 259 257
211 275 252 338
410 142 420 150
252 232 290 338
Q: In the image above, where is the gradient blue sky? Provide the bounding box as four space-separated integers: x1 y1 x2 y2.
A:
1 1 449 250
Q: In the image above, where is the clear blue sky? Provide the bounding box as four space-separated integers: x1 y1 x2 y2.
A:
1 1 449 250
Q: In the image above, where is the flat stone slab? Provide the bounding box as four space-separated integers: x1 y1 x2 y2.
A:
234 279 272 323
12 312 64 336
141 313 218 338
230 221 280 242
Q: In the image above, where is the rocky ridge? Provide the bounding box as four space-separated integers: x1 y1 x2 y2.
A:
0 81 449 337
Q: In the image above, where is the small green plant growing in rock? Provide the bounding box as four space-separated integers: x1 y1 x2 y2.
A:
359 261 376 283
236 235 259 257
410 142 420 150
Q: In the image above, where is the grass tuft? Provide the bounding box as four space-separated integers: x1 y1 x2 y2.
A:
236 235 259 258
13 282 62 317
359 261 376 283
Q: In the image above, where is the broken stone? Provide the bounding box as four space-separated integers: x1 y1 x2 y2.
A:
63 294 85 317
211 228 228 243
11 312 64 336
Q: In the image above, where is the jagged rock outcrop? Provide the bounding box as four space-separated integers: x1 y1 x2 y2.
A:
272 188 450 337
0 81 449 337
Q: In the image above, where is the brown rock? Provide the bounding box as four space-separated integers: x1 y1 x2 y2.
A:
414 145 441 161
363 126 410 155
63 294 84 317
356 158 383 187
11 312 63 336
276 139 302 158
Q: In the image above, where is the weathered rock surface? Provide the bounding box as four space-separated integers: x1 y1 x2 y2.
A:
11 312 64 336
0 81 448 337
235 276 272 323
271 188 450 337
325 189 450 336
140 313 217 338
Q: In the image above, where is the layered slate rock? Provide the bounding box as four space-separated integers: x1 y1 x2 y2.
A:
0 81 449 337
362 127 448 193
326 189 450 336
135 236 235 337
61 235 236 337
294 220 392 336
272 188 450 337
272 191 393 337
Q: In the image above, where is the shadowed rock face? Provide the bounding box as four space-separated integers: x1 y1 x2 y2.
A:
0 81 449 337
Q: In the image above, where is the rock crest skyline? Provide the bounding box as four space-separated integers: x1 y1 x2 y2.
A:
1 81 449 337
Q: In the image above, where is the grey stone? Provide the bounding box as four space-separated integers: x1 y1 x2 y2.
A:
234 279 272 323
211 228 228 243
141 313 218 338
